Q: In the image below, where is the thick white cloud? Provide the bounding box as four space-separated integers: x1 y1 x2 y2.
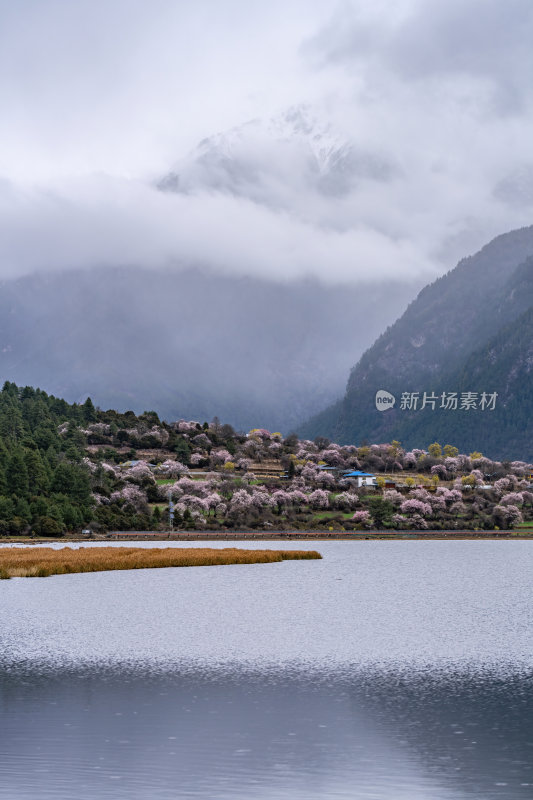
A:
0 0 532 284
0 0 325 181
0 175 433 283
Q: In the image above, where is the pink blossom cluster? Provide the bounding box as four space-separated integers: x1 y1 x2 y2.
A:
493 504 522 525
493 477 513 496
175 478 199 494
409 488 432 503
180 494 209 512
204 492 222 511
402 452 417 468
288 490 308 509
321 448 344 466
176 420 199 433
469 469 484 485
244 439 260 456
500 492 524 506
450 500 467 514
315 472 336 488
404 513 429 530
124 462 154 482
301 465 319 482
429 494 446 511
308 489 330 509
251 490 277 510
165 482 184 500
191 433 211 448
444 457 460 474
100 462 118 475
400 499 432 517
230 489 254 511
188 509 207 527
248 429 272 440
149 426 169 444
110 485 147 510
210 449 232 465
86 423 111 435
159 460 189 477
91 493 109 506
392 513 407 528
272 490 291 509
435 487 462 504
383 489 403 507
334 492 359 510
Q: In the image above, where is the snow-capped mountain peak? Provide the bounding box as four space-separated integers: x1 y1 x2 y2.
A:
158 104 395 207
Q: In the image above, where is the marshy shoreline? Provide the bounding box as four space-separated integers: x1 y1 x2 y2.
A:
0 546 322 579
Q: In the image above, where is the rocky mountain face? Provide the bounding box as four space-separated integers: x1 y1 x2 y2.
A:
0 267 418 433
158 105 396 206
299 225 533 460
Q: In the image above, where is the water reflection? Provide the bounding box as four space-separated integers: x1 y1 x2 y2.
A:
1 667 532 800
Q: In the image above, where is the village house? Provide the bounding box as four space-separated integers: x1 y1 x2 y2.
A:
342 470 378 488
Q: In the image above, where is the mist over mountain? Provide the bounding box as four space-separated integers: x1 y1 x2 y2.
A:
0 266 419 432
0 106 428 432
159 106 397 208
300 225 533 460
0 104 442 288
2 3 533 444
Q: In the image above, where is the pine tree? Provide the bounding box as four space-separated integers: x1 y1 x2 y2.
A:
6 449 29 497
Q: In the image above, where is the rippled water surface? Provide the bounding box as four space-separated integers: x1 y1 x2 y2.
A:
1 540 532 798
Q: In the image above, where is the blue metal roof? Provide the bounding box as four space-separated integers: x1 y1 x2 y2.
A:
343 471 375 477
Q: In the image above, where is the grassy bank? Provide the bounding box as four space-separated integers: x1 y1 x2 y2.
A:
0 546 321 579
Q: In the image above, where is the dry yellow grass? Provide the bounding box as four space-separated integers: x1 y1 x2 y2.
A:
0 546 322 579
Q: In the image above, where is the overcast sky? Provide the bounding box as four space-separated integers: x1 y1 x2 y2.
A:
1 0 532 283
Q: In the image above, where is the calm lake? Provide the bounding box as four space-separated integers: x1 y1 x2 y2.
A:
1 540 532 799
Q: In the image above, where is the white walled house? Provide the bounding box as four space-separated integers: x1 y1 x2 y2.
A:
342 470 378 488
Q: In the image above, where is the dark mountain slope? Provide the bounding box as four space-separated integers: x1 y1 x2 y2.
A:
377 301 533 460
299 225 533 459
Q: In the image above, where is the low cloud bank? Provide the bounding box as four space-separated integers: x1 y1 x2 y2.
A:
0 173 438 284
0 0 532 285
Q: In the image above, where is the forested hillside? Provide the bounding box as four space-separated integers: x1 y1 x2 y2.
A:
1 382 532 536
300 226 533 460
0 383 96 535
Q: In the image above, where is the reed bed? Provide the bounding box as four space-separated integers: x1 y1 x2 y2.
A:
0 546 322 579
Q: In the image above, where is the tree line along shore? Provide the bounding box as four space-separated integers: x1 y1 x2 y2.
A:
1 381 532 537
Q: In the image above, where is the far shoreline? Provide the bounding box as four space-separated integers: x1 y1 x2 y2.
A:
3 529 532 544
